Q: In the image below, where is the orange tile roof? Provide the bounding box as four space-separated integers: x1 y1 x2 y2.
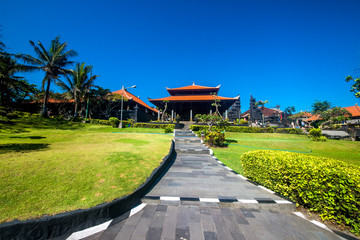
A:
306 114 321 122
112 89 158 113
149 95 238 102
31 98 74 103
344 104 360 118
166 84 220 91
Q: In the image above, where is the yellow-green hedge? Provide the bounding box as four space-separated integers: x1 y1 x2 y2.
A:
241 150 360 234
133 123 175 129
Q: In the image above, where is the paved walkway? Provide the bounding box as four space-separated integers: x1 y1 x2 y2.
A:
81 128 343 240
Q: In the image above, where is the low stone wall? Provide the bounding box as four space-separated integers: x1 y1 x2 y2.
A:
0 141 176 240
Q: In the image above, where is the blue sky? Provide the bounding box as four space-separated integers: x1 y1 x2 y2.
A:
1 0 360 112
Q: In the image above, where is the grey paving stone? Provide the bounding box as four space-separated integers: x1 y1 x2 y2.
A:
145 227 162 240
240 208 256 218
99 221 125 240
160 205 177 240
204 231 218 240
175 228 190 240
156 205 167 212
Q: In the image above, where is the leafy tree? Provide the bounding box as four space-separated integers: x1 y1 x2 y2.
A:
311 100 331 114
195 113 222 131
345 75 360 99
211 93 221 116
57 62 99 117
320 107 351 127
16 36 77 117
284 106 296 116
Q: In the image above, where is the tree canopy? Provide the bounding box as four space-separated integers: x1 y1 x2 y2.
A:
311 100 331 114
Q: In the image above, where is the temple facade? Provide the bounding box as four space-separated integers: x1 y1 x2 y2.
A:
148 83 239 121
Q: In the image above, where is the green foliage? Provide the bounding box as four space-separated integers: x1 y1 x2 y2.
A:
284 106 296 116
312 100 331 114
164 126 173 133
195 113 223 131
345 74 360 99
133 123 175 130
240 119 248 125
275 128 303 134
309 128 326 141
205 131 225 147
109 117 120 128
241 150 360 235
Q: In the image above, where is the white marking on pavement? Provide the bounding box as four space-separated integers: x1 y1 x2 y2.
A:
236 174 248 180
67 220 112 240
237 199 258 204
258 186 275 194
130 203 147 217
293 212 306 219
275 200 292 204
160 196 180 201
199 198 220 203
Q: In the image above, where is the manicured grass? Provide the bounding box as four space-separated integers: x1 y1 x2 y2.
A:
0 118 172 223
213 132 360 174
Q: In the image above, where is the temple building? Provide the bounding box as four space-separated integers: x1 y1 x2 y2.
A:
148 83 240 121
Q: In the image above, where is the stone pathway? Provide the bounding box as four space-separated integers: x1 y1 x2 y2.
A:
80 128 343 240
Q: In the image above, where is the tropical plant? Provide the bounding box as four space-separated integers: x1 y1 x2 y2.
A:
161 100 169 122
56 63 98 117
195 113 222 131
16 36 77 117
211 93 221 116
284 106 295 116
319 107 351 127
346 72 360 100
311 100 331 114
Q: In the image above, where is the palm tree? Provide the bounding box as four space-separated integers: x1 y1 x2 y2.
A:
57 62 98 117
16 36 77 117
0 53 37 105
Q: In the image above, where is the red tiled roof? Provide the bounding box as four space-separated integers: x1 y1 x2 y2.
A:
166 84 220 92
112 89 158 113
306 114 321 122
31 98 74 104
148 95 238 102
344 105 360 118
240 107 282 118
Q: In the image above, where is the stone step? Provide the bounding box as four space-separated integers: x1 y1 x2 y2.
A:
175 133 197 137
175 137 201 143
141 197 295 212
175 148 210 154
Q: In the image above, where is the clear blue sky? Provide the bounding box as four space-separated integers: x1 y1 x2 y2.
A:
1 0 360 112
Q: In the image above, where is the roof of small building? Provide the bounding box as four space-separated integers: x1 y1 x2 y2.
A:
112 89 158 113
241 107 282 118
343 104 360 118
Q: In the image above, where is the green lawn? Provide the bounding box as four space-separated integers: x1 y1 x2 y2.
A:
213 132 360 175
0 118 172 223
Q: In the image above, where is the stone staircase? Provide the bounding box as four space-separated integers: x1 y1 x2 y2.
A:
174 129 211 155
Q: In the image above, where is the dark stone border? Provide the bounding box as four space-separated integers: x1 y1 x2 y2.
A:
0 140 176 240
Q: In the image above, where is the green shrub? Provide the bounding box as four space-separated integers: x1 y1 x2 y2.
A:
205 131 225 147
31 113 40 118
6 113 19 119
99 120 110 125
309 128 326 141
241 150 360 235
164 126 173 133
133 123 175 130
189 125 208 132
240 119 248 125
109 117 120 128
0 109 7 116
275 128 303 134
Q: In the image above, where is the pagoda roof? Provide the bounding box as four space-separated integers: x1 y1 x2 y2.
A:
112 89 158 113
148 95 238 102
344 104 360 118
166 83 221 93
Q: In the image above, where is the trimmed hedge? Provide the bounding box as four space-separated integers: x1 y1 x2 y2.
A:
90 119 110 125
134 123 175 130
275 128 303 134
241 150 360 234
190 125 304 134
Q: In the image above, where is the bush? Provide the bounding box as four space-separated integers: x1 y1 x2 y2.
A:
275 128 303 134
241 150 360 235
240 119 248 125
309 128 326 141
205 131 225 147
190 125 208 132
133 123 175 130
164 126 173 133
99 120 110 125
6 113 19 119
109 117 120 128
31 113 40 118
